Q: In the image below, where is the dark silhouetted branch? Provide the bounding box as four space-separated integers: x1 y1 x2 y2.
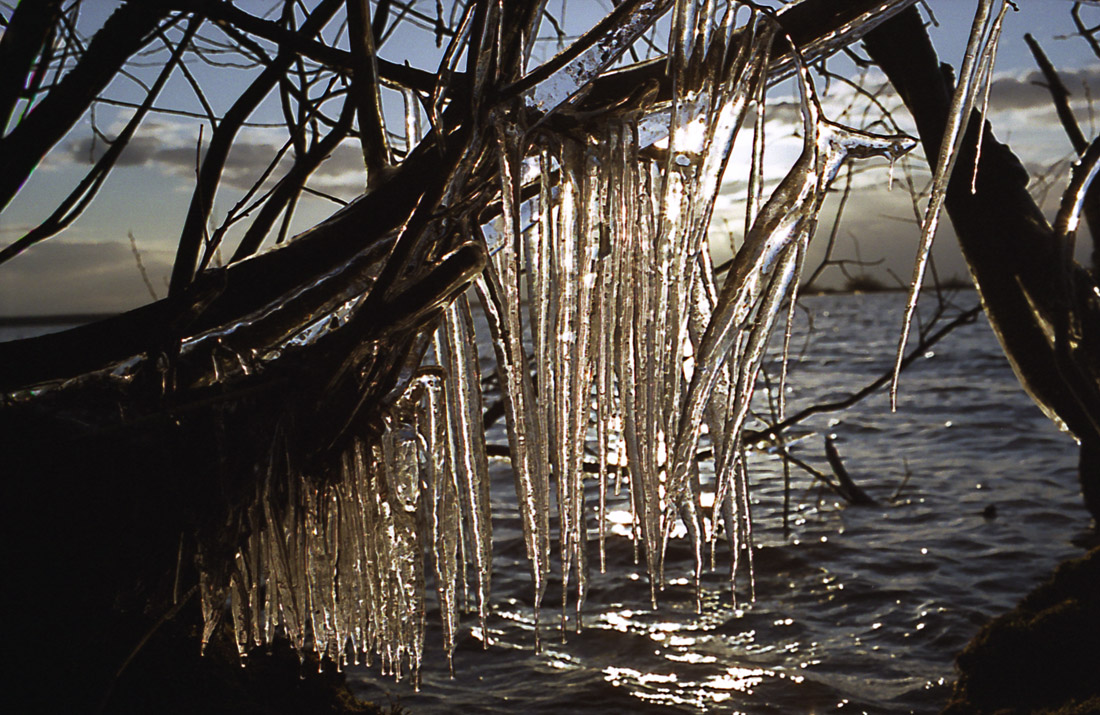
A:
0 0 64 134
824 435 876 505
168 0 343 297
0 17 202 268
1024 31 1100 272
0 3 169 211
347 0 390 183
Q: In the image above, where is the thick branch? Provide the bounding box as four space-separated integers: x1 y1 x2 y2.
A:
0 0 64 133
581 0 919 111
1 0 926 392
0 3 168 211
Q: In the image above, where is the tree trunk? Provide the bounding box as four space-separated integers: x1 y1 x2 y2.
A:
864 8 1100 522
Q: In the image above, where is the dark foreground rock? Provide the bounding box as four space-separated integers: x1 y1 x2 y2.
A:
5 587 385 715
103 607 384 715
944 547 1100 714
1 392 389 714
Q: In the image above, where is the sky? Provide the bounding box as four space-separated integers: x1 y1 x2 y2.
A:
1 0 1098 316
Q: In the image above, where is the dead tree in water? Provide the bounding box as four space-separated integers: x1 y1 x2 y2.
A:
1 1 1097 711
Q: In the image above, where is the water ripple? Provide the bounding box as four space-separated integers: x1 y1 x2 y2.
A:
349 294 1089 714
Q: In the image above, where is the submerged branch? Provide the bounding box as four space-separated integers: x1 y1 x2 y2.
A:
747 304 982 442
823 435 876 505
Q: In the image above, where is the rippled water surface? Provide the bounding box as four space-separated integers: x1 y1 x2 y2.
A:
349 290 1095 713
17 291 1077 715
3 294 1088 713
349 292 1091 713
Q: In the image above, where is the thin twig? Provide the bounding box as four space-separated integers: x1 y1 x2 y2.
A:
746 304 982 442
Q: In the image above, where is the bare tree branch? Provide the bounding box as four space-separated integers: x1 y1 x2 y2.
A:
168 0 343 297
0 2 170 211
0 16 203 268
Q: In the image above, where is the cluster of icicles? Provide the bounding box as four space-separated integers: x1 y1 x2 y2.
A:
198 3 918 684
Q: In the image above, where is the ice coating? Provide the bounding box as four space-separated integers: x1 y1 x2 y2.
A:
473 5 913 616
524 0 673 115
104 0 939 685
200 421 429 680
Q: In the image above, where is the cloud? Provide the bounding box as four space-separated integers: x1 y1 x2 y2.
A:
67 134 165 167
0 240 173 316
989 65 1100 111
61 120 369 196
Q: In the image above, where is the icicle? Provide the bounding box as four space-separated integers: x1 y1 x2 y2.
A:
891 0 1001 408
197 550 227 656
438 295 493 639
545 136 599 628
572 140 602 624
606 121 647 587
627 157 666 600
668 38 915 518
593 126 622 574
228 549 254 660
304 485 338 664
335 450 368 663
187 0 935 682
476 118 551 648
970 2 1014 194
746 41 769 242
401 86 423 160
416 367 460 666
376 418 427 683
733 447 755 603
552 137 582 631
431 4 476 134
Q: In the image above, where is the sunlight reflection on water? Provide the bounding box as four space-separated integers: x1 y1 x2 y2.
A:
347 293 1088 714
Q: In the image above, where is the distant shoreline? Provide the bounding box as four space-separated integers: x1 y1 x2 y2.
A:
0 314 115 327
0 285 977 326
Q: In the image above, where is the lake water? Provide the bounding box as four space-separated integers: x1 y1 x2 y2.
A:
344 291 1091 714
3 293 1090 714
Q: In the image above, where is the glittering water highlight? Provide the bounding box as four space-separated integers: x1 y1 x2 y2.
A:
347 292 1088 714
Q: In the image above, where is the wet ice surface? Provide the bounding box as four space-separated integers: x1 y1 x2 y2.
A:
348 293 1088 714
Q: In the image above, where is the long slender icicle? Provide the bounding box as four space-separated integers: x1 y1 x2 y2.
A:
553 138 583 631
477 118 551 649
668 39 915 523
891 0 1002 407
437 295 493 641
419 367 461 667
